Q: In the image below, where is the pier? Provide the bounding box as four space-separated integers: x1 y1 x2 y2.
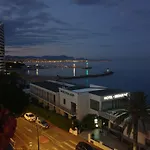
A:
57 71 114 80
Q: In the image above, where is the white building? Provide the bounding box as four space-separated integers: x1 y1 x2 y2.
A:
59 85 104 120
29 80 129 121
30 80 76 118
89 89 129 115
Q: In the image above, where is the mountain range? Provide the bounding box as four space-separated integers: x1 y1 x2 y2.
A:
5 55 86 60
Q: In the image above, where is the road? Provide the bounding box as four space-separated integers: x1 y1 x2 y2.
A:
12 117 99 150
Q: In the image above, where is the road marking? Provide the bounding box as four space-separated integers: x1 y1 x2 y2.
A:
63 142 75 149
59 144 66 149
17 128 33 141
42 133 67 150
14 133 29 148
52 147 58 150
43 132 60 144
16 128 36 147
69 140 77 145
24 127 32 132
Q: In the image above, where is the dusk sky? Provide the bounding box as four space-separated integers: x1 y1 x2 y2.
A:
0 0 150 58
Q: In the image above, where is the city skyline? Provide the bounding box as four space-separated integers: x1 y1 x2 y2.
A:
0 0 150 58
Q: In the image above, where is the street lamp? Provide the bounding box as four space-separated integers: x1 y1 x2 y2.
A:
36 125 40 150
94 118 98 128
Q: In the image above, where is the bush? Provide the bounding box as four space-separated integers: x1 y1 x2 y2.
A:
81 114 97 130
26 104 72 131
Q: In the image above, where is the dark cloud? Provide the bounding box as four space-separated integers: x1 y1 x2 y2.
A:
0 0 109 50
73 0 123 6
133 9 150 19
0 0 73 47
73 0 101 5
99 44 112 48
0 0 49 11
110 26 132 33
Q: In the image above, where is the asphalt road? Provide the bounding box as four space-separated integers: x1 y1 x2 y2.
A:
12 117 87 150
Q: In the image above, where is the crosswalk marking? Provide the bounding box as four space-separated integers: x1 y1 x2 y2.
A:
59 144 66 149
69 140 77 145
63 142 75 149
52 147 58 150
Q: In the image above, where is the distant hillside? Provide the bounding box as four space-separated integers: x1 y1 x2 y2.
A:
5 55 86 60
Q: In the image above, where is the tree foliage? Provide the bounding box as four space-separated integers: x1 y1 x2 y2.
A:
0 73 29 115
81 114 97 130
114 92 150 150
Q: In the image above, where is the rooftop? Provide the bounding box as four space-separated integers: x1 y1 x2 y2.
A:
89 89 125 96
47 80 74 87
31 81 69 92
67 85 88 90
72 88 104 93
67 84 107 93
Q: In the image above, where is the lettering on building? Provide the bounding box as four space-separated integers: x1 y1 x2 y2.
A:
104 93 128 100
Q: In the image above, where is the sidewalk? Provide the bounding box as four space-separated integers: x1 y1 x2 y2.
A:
79 129 128 150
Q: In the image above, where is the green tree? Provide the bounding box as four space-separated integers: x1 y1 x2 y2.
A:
114 92 150 150
81 114 97 130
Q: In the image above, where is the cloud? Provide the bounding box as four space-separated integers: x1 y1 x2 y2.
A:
73 0 124 6
1 0 111 57
0 0 74 47
133 9 150 19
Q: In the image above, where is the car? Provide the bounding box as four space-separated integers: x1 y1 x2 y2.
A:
76 142 94 150
24 112 36 122
35 117 49 129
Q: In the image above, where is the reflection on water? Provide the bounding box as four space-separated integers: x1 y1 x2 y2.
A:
73 68 76 76
27 70 30 75
86 69 89 75
36 68 39 76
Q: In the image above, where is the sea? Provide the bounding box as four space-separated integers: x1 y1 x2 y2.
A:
26 58 150 104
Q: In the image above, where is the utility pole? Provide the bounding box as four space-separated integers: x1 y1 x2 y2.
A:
36 125 40 150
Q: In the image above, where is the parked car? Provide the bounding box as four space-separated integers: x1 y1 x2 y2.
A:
35 117 49 129
24 112 36 122
76 142 94 150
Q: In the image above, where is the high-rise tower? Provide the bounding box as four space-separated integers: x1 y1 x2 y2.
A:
0 22 5 72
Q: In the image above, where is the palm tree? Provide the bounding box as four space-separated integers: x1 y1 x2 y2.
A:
114 92 150 150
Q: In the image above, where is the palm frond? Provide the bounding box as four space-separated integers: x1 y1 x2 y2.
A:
114 112 129 125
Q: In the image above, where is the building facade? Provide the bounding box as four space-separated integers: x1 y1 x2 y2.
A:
29 80 129 121
59 86 92 120
0 22 5 72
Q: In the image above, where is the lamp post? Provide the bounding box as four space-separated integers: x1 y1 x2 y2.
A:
36 125 40 150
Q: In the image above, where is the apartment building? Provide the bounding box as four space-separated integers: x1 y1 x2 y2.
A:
0 22 5 72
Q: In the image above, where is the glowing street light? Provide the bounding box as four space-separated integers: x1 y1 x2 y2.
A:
94 118 99 128
94 118 98 124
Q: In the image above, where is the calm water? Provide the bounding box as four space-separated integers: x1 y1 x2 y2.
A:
27 58 150 103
